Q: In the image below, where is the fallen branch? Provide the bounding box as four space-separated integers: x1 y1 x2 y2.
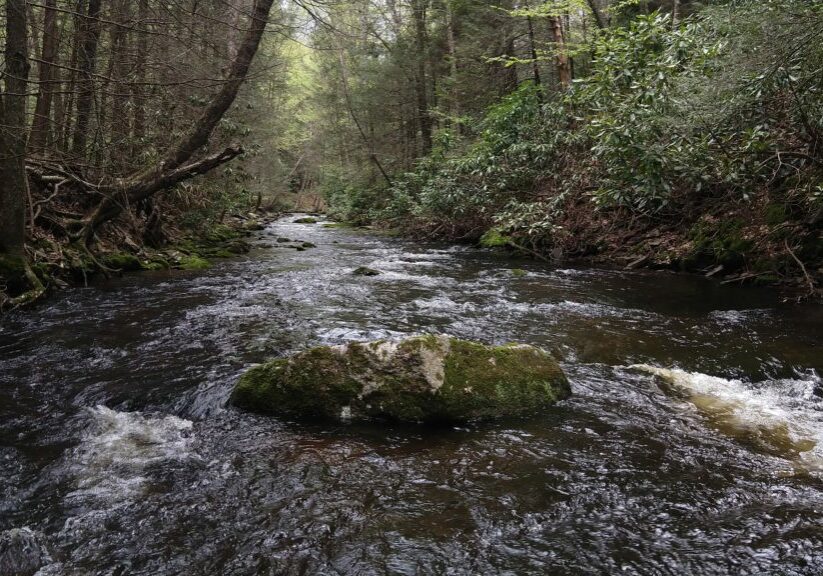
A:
71 144 244 242
784 239 816 295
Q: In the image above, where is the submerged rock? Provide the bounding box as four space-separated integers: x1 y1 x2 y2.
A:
231 335 570 423
352 266 380 276
0 528 53 576
293 217 318 224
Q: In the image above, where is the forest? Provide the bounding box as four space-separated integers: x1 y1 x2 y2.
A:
0 0 821 307
2 2 823 575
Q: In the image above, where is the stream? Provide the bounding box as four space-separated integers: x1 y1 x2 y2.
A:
1 214 823 575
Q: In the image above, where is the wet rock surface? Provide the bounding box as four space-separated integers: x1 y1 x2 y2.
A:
231 335 570 423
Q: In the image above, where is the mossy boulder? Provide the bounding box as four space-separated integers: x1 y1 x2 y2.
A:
242 219 266 231
294 217 319 224
230 335 570 423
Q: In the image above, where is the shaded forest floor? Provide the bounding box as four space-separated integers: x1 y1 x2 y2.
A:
0 209 280 311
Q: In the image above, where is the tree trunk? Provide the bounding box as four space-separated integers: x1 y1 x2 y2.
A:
71 0 102 161
672 0 680 28
336 47 392 186
445 0 460 131
526 15 542 91
550 16 572 88
132 0 149 149
79 0 277 237
107 0 131 168
28 0 60 154
411 0 432 156
0 0 30 264
586 0 607 29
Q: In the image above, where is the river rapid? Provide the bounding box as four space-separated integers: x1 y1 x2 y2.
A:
1 215 822 575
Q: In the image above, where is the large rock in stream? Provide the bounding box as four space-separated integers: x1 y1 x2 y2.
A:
231 335 570 423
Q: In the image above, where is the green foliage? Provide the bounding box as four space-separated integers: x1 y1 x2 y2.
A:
478 228 511 248
325 0 822 253
574 12 720 210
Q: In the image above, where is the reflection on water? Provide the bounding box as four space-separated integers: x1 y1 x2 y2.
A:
1 215 822 575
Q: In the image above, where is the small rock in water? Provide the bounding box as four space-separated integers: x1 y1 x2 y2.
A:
0 528 53 576
276 237 291 243
352 266 380 276
293 217 318 224
302 242 316 248
231 335 570 423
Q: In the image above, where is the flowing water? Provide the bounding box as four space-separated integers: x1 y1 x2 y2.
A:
1 215 822 575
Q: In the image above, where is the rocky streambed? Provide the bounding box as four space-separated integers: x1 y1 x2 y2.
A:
1 214 822 575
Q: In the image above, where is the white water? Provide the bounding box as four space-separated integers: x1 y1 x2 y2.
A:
66 406 195 504
631 364 823 471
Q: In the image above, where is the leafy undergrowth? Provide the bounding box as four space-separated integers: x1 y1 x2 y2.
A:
324 3 823 299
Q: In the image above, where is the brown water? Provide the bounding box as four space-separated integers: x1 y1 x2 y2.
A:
1 215 822 575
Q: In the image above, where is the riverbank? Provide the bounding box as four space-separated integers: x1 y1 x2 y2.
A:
0 210 280 311
474 193 823 301
1 213 821 575
337 197 822 302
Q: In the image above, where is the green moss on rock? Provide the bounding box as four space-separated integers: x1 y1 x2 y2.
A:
102 252 143 271
177 255 210 270
479 228 511 248
230 335 570 423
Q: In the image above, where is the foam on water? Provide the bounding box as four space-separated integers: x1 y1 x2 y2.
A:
631 364 823 471
67 406 195 504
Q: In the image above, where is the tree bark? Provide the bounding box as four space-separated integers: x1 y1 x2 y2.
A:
411 0 432 156
78 0 276 237
107 0 131 167
550 16 572 88
445 0 461 131
71 0 102 161
526 15 542 92
28 0 60 154
0 0 30 262
586 0 607 29
132 0 149 149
